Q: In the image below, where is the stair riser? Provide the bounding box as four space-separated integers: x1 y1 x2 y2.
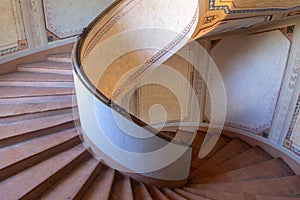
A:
73 164 103 200
0 121 75 148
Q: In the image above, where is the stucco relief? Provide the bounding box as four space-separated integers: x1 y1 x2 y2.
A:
27 0 46 46
205 30 290 136
284 94 300 156
0 0 28 56
209 0 300 14
270 23 300 145
42 0 114 39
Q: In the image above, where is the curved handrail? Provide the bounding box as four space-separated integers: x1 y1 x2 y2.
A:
73 40 189 146
71 0 194 146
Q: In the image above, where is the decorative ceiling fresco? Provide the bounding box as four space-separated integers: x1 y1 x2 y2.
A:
0 0 28 56
195 0 300 38
40 0 300 43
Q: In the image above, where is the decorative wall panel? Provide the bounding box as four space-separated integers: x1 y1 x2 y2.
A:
284 94 300 156
205 30 290 136
128 44 198 126
42 0 114 41
0 0 28 56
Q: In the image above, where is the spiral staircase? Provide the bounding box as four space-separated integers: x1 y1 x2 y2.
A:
1 0 300 199
0 52 299 199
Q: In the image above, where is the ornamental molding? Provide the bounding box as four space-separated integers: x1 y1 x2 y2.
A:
270 22 300 144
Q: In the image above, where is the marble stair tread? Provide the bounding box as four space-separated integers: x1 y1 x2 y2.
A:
0 145 89 200
0 128 80 180
147 186 169 200
162 188 188 200
194 146 273 178
132 180 153 200
0 86 74 98
190 135 231 171
0 94 75 104
110 172 134 200
188 176 300 196
47 53 72 63
39 158 101 200
0 71 73 82
192 158 295 184
173 188 209 200
255 194 300 200
183 187 253 200
18 60 72 75
191 138 251 177
0 72 74 87
0 112 75 147
0 81 74 88
81 166 115 200
183 187 300 200
0 107 74 124
0 97 73 118
18 61 72 70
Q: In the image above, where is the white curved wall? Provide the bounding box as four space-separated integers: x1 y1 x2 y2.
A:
74 72 192 181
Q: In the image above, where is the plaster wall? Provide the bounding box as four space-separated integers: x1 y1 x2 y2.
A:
0 0 114 65
207 30 290 136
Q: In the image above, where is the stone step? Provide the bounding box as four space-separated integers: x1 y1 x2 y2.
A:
0 86 74 99
162 188 187 200
47 53 72 63
0 145 89 200
132 180 153 200
190 134 231 171
183 187 300 200
0 107 74 124
0 72 74 87
191 138 251 177
110 172 134 200
81 165 115 200
255 194 300 200
147 186 169 200
188 176 300 196
0 71 73 82
40 158 101 200
193 146 273 179
0 96 74 118
0 128 80 180
173 188 209 200
183 187 251 200
18 61 72 75
0 81 74 88
193 158 295 184
0 94 75 105
0 112 75 148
